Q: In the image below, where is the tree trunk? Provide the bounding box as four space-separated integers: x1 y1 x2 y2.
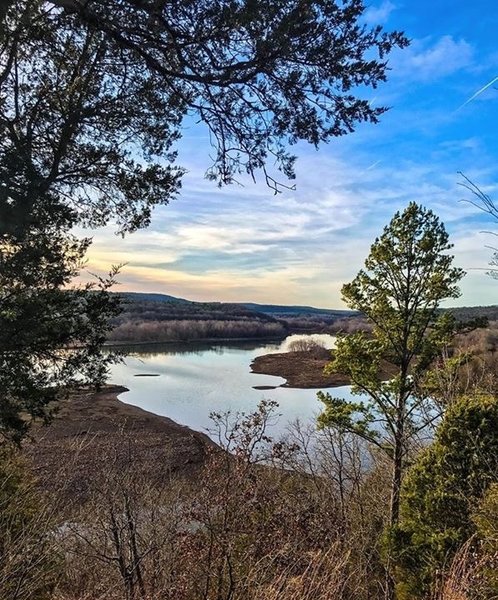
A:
389 436 403 528
384 426 405 600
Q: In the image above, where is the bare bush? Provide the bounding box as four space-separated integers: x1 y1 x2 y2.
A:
249 544 355 600
329 317 373 334
56 445 189 600
287 338 327 354
49 404 392 600
451 321 498 395
0 448 62 600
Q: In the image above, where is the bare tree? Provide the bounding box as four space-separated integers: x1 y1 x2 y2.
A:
459 173 498 279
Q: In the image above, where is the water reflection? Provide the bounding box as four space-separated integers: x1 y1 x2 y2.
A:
109 333 336 360
108 339 282 359
108 334 351 440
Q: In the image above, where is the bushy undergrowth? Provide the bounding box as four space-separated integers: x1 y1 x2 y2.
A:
391 393 498 599
4 405 391 600
0 448 62 599
3 390 498 600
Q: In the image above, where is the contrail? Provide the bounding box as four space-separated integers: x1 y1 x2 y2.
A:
366 160 381 171
456 75 498 111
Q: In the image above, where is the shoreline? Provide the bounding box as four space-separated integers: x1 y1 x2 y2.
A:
104 335 287 348
251 351 397 389
26 384 216 502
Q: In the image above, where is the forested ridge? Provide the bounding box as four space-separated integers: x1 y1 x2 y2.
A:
108 291 498 343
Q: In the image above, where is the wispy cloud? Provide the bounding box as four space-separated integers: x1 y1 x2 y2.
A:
83 147 497 308
364 1 396 25
392 36 474 81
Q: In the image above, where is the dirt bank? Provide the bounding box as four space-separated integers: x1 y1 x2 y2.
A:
251 351 396 388
26 385 216 501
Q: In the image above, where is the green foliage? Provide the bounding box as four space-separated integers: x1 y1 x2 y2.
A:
1 2 182 235
474 483 498 543
472 484 498 596
0 187 121 441
319 203 464 530
318 202 465 600
318 385 380 446
391 393 498 598
340 202 462 371
1 0 408 194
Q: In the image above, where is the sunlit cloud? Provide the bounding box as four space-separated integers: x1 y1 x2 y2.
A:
78 3 498 309
82 147 497 308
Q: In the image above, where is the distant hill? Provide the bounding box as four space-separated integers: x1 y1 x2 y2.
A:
445 305 498 322
241 302 356 319
118 292 191 304
115 292 498 321
116 292 356 319
108 292 360 343
109 292 288 343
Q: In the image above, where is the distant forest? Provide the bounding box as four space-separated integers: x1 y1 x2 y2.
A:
107 292 498 343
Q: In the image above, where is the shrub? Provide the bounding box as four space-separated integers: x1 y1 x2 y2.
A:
471 483 498 597
287 338 329 357
0 447 61 599
390 393 498 598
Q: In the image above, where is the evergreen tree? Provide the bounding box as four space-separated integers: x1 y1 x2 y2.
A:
1 0 408 194
318 202 464 598
391 393 498 598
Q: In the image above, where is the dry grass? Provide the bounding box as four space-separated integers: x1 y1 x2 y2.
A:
250 546 354 600
25 385 215 502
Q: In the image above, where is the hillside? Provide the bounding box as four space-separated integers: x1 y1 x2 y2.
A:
108 292 358 343
118 292 355 318
241 302 356 319
110 293 288 342
109 292 498 343
445 305 498 322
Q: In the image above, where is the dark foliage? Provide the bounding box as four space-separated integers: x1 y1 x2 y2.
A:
1 0 408 197
391 393 498 598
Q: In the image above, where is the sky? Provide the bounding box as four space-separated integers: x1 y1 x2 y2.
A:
83 0 498 309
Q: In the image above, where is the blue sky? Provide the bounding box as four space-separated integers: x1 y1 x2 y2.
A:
84 0 498 308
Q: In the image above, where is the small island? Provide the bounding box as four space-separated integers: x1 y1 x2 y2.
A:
251 346 398 389
250 349 350 388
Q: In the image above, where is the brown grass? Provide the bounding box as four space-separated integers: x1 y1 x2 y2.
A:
25 385 215 502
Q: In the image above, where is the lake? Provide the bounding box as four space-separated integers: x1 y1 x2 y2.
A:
109 333 358 440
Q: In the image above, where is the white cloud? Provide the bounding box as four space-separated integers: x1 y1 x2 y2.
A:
364 1 396 25
74 82 498 311
392 35 474 81
80 148 497 308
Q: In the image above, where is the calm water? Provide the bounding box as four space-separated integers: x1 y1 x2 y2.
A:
109 334 358 439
